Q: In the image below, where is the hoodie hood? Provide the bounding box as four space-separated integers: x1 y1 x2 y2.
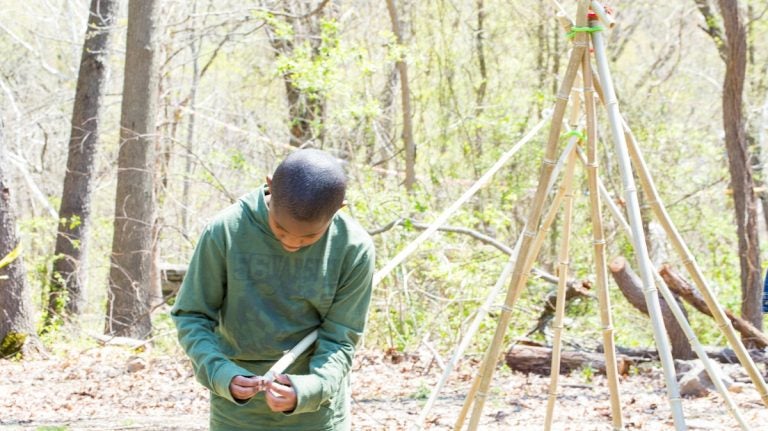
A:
239 184 272 237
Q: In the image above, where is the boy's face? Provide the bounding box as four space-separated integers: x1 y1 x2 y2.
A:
267 205 331 253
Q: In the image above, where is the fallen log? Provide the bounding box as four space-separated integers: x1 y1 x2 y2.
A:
608 257 694 359
703 347 768 364
508 344 768 379
160 263 187 297
504 344 635 376
659 264 768 349
606 345 768 365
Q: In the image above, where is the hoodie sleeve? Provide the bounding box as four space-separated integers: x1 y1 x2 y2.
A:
171 224 254 404
286 243 375 414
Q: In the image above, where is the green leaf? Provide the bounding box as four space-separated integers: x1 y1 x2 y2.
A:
0 243 22 269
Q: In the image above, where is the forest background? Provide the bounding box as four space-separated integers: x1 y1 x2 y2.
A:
1 0 768 427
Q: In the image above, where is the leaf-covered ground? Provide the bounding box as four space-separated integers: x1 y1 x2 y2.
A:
1 344 766 430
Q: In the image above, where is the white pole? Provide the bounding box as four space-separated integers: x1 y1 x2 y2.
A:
263 330 319 382
373 113 551 286
591 21 687 430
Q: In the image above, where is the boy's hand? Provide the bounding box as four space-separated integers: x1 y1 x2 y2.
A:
230 375 265 401
266 374 297 412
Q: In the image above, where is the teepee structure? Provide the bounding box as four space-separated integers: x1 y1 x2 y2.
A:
438 1 768 430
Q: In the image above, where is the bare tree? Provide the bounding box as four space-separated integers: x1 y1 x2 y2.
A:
386 0 416 191
694 0 762 340
744 4 768 240
718 0 762 337
47 0 120 326
0 130 40 358
106 0 162 339
472 0 488 170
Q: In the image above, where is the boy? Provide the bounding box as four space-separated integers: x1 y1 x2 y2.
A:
172 149 375 430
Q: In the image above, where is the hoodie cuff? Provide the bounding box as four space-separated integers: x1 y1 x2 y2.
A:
212 362 256 405
286 374 324 414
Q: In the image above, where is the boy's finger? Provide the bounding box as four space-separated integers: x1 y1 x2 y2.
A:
231 384 256 399
233 383 256 391
274 374 292 386
268 381 292 397
266 389 295 412
232 375 260 387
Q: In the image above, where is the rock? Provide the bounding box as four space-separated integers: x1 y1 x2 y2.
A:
126 356 147 373
674 359 697 378
678 360 734 398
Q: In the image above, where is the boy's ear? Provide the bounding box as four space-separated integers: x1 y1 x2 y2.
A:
265 176 272 193
340 199 347 209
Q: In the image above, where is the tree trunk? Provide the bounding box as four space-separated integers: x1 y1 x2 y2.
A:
747 3 768 241
182 17 200 239
47 0 120 325
386 0 416 191
106 0 161 339
473 0 487 153
371 67 398 167
265 0 333 148
716 0 763 341
284 73 326 147
659 264 768 348
608 257 694 359
0 137 40 358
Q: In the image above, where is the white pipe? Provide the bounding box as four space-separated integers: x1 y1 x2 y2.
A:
373 112 551 286
591 22 687 430
590 0 616 29
263 330 319 382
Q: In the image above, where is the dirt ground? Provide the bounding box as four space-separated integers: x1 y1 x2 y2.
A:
1 344 767 430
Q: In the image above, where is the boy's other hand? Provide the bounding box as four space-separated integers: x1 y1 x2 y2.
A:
266 374 297 412
230 375 265 401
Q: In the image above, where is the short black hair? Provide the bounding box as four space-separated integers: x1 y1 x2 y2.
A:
270 149 347 222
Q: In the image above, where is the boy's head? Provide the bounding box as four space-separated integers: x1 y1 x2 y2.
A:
266 149 347 252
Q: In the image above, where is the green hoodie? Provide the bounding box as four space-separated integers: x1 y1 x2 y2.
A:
171 185 375 430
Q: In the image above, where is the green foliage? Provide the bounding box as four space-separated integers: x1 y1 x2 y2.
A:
151 311 181 355
273 18 342 97
59 214 82 232
0 242 21 270
258 11 292 39
579 364 595 384
0 242 22 281
412 380 431 401
41 265 68 333
0 332 27 358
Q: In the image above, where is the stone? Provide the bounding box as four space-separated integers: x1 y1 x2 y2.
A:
677 360 734 398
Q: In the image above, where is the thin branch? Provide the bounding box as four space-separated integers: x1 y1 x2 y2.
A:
368 218 511 254
369 218 573 285
693 0 727 62
746 2 768 25
667 175 727 208
295 0 332 20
